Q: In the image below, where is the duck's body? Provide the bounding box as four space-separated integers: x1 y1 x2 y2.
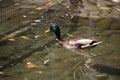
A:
56 39 101 49
49 23 101 49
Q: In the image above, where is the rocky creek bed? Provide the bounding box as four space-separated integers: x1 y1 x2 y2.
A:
0 0 120 80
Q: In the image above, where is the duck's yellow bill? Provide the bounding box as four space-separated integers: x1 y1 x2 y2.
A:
44 29 50 33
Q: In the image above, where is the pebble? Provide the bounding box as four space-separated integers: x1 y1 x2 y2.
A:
41 16 44 19
66 6 70 8
34 35 39 39
44 59 50 66
0 72 4 74
66 13 69 16
22 15 27 18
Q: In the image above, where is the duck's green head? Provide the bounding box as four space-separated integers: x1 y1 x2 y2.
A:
50 23 62 41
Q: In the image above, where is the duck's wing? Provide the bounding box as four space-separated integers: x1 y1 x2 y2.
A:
76 39 93 44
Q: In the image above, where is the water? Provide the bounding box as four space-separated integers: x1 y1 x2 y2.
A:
87 18 94 38
1 19 120 80
0 0 120 80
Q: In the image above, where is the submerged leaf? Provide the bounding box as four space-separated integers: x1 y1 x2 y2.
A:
26 62 37 69
34 35 39 39
35 7 43 10
45 2 54 6
35 71 43 74
96 73 108 77
34 20 41 23
44 29 50 33
21 36 29 39
99 7 111 10
8 37 16 41
66 33 73 37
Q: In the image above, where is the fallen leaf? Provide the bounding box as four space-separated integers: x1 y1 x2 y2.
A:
21 36 29 39
34 20 41 23
45 2 54 6
44 29 50 33
26 62 37 69
14 3 20 6
66 33 73 37
96 73 108 77
30 23 37 26
99 7 111 10
35 71 43 74
8 38 16 41
35 7 43 10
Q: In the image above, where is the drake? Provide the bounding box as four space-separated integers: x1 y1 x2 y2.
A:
45 23 101 49
50 23 63 41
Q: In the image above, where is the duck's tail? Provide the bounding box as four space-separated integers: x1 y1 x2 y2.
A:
81 41 102 48
91 41 102 46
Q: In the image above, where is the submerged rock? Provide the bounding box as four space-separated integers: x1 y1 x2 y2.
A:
110 19 120 30
96 19 112 30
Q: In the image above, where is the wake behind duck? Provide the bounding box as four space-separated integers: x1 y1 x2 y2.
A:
46 23 102 49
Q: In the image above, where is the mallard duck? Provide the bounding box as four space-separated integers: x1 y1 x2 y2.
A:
49 23 63 41
56 39 102 49
46 23 101 49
